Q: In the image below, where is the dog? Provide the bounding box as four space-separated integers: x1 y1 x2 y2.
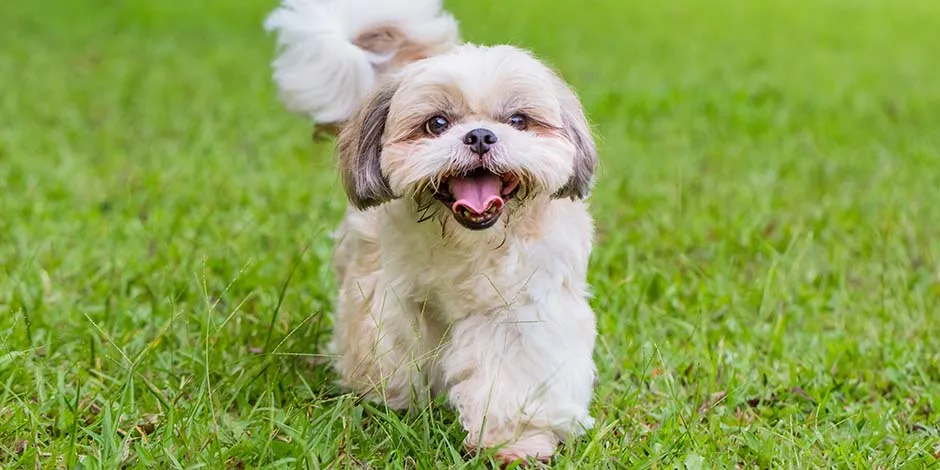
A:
265 0 598 463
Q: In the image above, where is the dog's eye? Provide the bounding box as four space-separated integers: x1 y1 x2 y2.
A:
425 115 450 136
508 114 528 130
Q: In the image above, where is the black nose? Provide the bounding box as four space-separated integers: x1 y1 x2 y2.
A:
463 128 498 155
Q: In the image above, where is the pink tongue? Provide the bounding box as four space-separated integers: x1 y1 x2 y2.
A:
449 173 504 215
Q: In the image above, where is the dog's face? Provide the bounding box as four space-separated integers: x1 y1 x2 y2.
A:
338 45 596 230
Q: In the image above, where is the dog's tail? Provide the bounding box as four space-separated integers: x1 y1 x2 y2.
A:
264 0 459 125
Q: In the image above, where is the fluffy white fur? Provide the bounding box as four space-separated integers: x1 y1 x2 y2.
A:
266 1 598 463
264 0 458 124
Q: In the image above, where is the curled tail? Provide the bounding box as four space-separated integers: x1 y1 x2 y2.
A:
264 0 459 125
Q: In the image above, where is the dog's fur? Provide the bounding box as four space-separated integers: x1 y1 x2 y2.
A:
265 0 598 462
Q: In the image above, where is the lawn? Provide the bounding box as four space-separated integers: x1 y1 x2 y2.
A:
2 0 939 467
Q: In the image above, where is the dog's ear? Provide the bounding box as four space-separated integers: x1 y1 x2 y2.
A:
337 80 399 209
551 80 598 200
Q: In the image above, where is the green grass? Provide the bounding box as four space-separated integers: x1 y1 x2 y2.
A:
2 0 939 467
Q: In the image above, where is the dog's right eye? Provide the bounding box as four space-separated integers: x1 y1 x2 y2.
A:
508 113 528 130
424 115 450 136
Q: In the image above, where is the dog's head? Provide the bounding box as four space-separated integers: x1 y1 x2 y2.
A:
338 44 596 230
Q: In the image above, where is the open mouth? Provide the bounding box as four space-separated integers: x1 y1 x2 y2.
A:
433 168 521 230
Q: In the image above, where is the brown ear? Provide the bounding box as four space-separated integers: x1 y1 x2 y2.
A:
337 80 399 209
551 80 598 200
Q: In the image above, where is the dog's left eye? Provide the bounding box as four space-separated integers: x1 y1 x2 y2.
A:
425 115 450 136
508 114 528 130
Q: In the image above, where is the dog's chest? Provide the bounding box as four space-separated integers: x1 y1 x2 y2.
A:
377 199 592 321
405 239 542 320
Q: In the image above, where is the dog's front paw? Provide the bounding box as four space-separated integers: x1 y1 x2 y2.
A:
466 430 557 465
495 431 557 465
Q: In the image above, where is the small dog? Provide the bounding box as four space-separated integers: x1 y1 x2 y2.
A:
265 0 598 462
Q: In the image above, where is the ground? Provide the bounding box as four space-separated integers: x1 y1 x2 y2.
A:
1 0 939 468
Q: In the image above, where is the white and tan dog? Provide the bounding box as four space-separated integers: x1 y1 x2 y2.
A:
266 0 598 462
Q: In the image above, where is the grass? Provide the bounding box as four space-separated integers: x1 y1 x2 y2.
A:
2 0 939 467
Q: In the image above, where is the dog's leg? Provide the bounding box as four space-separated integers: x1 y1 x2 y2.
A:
441 299 596 463
330 273 432 410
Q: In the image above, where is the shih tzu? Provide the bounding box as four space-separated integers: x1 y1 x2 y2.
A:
265 0 599 462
